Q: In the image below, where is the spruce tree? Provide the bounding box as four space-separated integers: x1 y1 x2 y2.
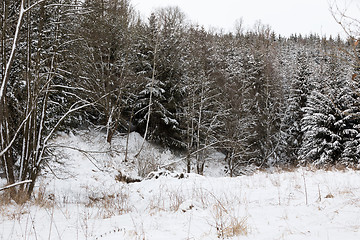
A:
132 8 185 148
280 51 311 165
300 53 360 167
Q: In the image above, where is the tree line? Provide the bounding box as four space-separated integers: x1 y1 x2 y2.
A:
1 0 359 201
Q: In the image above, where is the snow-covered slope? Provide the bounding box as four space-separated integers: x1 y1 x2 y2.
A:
1 130 360 239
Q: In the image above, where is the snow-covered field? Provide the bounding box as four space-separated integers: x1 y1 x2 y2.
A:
1 130 360 240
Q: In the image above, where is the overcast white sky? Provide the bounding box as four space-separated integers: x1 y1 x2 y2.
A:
131 0 358 38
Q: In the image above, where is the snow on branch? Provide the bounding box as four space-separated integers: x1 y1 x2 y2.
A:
0 180 32 192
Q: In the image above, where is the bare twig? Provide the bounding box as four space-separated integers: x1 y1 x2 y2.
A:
302 170 308 205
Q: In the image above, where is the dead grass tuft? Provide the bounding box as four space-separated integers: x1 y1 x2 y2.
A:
168 189 185 212
87 187 131 218
0 191 12 206
32 185 55 208
211 202 248 239
325 193 334 199
208 192 249 239
221 217 248 238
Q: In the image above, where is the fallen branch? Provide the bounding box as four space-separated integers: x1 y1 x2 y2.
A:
0 180 32 192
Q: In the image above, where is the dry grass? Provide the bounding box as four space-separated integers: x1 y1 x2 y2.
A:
0 189 32 220
0 191 12 206
325 193 334 199
191 185 211 209
148 188 166 215
222 217 248 238
0 195 29 220
211 201 248 239
167 188 185 212
147 184 187 214
32 185 55 208
87 187 131 219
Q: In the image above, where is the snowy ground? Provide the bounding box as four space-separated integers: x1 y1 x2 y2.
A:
1 130 360 240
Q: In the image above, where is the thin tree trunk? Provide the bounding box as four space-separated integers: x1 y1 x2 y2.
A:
0 0 25 104
135 34 159 157
124 109 134 162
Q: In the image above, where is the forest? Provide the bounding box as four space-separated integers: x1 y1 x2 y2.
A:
1 0 360 201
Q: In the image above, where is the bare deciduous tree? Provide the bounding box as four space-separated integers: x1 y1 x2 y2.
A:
0 0 91 202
